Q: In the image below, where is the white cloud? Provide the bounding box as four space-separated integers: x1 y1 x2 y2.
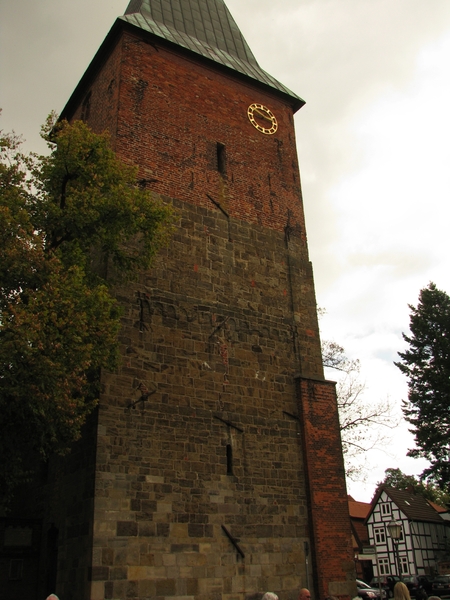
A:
308 30 450 499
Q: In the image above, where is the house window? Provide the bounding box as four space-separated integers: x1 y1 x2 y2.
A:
400 556 409 574
381 503 391 516
378 557 390 575
374 527 386 544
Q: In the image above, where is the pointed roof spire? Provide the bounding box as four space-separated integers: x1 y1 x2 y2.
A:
120 0 304 109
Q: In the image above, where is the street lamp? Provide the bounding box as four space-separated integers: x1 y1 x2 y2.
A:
387 518 402 581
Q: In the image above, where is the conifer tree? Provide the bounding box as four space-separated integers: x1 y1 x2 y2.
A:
395 283 450 490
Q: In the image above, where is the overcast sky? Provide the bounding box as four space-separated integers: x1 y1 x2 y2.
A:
2 0 450 502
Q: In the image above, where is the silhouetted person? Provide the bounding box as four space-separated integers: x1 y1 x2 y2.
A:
299 588 311 600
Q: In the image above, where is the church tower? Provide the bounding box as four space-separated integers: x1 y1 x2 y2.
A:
10 2 355 599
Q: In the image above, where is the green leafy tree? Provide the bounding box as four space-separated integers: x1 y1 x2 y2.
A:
395 282 450 490
376 468 450 507
0 115 174 505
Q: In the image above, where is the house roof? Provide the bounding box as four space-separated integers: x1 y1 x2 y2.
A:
428 499 448 514
119 0 304 110
372 486 446 525
348 496 371 550
351 519 370 548
348 497 371 520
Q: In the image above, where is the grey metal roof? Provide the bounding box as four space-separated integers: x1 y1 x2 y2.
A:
120 0 304 108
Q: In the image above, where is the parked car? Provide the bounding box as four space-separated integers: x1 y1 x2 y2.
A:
402 575 420 598
432 574 450 598
417 575 435 595
357 579 386 600
370 576 401 598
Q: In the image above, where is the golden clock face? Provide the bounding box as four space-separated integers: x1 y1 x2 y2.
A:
247 103 278 135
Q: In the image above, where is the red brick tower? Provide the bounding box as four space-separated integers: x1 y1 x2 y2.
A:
10 2 356 599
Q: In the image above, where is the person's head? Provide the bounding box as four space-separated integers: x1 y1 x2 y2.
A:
394 582 411 600
262 593 279 600
299 588 311 600
45 595 59 600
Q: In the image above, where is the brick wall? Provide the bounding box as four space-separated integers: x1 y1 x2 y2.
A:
296 377 356 600
74 31 307 239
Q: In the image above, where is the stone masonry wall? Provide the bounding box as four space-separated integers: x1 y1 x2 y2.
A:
90 198 316 600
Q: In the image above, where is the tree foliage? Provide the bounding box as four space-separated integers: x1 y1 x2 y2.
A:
395 282 450 490
376 468 450 508
322 339 397 481
0 115 174 505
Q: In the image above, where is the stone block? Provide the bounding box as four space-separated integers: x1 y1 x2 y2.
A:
155 578 176 596
89 566 109 581
128 566 154 580
90 581 106 600
116 521 138 537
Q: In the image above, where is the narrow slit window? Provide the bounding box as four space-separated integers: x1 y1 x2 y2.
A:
226 443 233 475
217 142 227 176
